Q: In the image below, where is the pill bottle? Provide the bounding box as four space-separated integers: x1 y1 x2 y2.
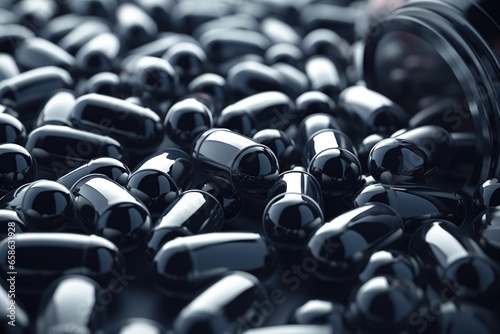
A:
363 0 500 194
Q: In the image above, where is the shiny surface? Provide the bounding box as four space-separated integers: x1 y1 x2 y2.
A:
218 91 295 136
369 125 454 184
1 180 74 231
163 42 207 84
473 206 500 262
307 203 404 281
243 325 334 334
35 90 75 127
350 276 425 332
0 143 36 192
358 250 421 284
296 113 341 149
295 91 337 123
174 272 268 334
116 3 157 49
58 20 111 56
15 37 75 72
253 129 298 172
291 300 349 331
71 175 151 250
188 73 226 113
197 181 242 224
164 98 213 149
75 33 120 77
107 318 167 334
57 157 130 189
0 233 122 292
353 184 466 234
472 177 500 216
305 56 346 98
409 220 500 303
357 134 385 173
153 233 275 298
71 94 164 150
264 170 324 250
0 112 25 144
37 276 103 334
147 190 224 257
83 72 121 97
304 129 357 165
302 29 350 64
25 124 124 177
193 129 279 194
265 43 304 68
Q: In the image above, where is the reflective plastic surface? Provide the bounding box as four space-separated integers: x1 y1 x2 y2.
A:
307 203 404 281
153 232 276 298
196 180 242 224
291 299 349 331
295 91 337 123
358 250 421 284
305 56 346 98
75 33 120 77
106 318 168 334
0 143 36 193
253 129 298 172
296 113 342 149
116 3 157 48
15 37 75 72
35 90 75 127
304 129 356 165
163 42 206 84
472 177 500 216
473 206 500 262
0 111 26 144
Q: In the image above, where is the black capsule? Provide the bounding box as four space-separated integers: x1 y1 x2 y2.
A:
37 276 104 334
75 33 120 77
57 157 130 189
261 17 301 45
0 66 73 111
0 233 123 292
307 203 404 281
369 125 454 184
0 53 20 80
263 170 324 250
304 129 357 165
1 282 29 333
218 91 296 136
131 149 195 191
473 206 500 263
57 20 111 56
153 232 275 298
296 113 342 148
358 250 421 284
0 209 27 240
39 14 90 43
71 94 164 151
348 276 425 333
25 124 124 178
0 112 26 144
0 24 34 54
82 72 121 97
197 180 243 224
199 28 271 63
434 302 500 334
253 129 298 171
272 63 310 98
353 184 466 234
106 318 168 334
193 129 280 194
242 325 334 334
163 42 207 84
115 3 158 48
174 271 268 334
265 43 304 68
127 34 198 58
15 37 75 72
170 1 232 34
356 133 385 173
164 98 214 150
188 73 227 114
0 180 75 232
71 174 151 251
146 190 224 258
0 143 36 193
301 29 351 66
338 85 409 138
305 56 346 99
409 220 500 304
12 0 56 33
35 90 75 127
192 14 260 40
472 178 500 216
295 91 337 123
291 300 349 330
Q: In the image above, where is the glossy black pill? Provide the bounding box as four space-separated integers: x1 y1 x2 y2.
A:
409 220 500 303
115 3 157 48
153 232 275 297
37 276 104 334
301 29 351 65
197 180 242 224
25 124 124 177
12 0 56 32
174 271 268 334
192 14 260 39
0 53 20 80
188 73 226 113
131 149 195 191
307 203 404 281
170 1 232 34
473 206 500 262
15 37 75 72
1 282 29 334
303 129 357 165
35 90 75 127
0 24 34 54
305 56 347 98
75 33 120 77
39 14 90 43
164 97 213 150
263 169 324 250
57 20 111 56
106 318 168 334
146 190 224 258
243 325 334 334
348 276 425 333
261 17 301 45
291 300 346 326
296 113 342 149
0 180 75 232
71 174 151 251
253 129 298 171
82 72 121 97
295 91 337 123
356 133 385 173
265 43 304 68
192 129 279 194
0 143 36 193
0 233 122 292
338 85 408 137
472 177 500 216
353 184 466 234
163 42 207 84
369 125 454 184
0 112 26 144
358 250 421 284
0 66 73 111
271 63 310 99
433 302 500 334
126 34 198 58
57 157 130 189
121 56 178 101
71 94 164 150
300 4 358 42
0 209 26 240
218 91 296 136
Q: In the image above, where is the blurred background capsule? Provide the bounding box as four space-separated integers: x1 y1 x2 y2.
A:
163 42 207 85
358 250 421 284
81 72 121 97
106 317 168 334
15 37 75 72
115 3 158 49
34 90 75 127
290 299 349 331
473 206 500 263
74 32 120 77
0 53 20 80
472 177 500 216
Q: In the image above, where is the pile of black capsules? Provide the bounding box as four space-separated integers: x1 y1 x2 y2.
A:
0 0 499 333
